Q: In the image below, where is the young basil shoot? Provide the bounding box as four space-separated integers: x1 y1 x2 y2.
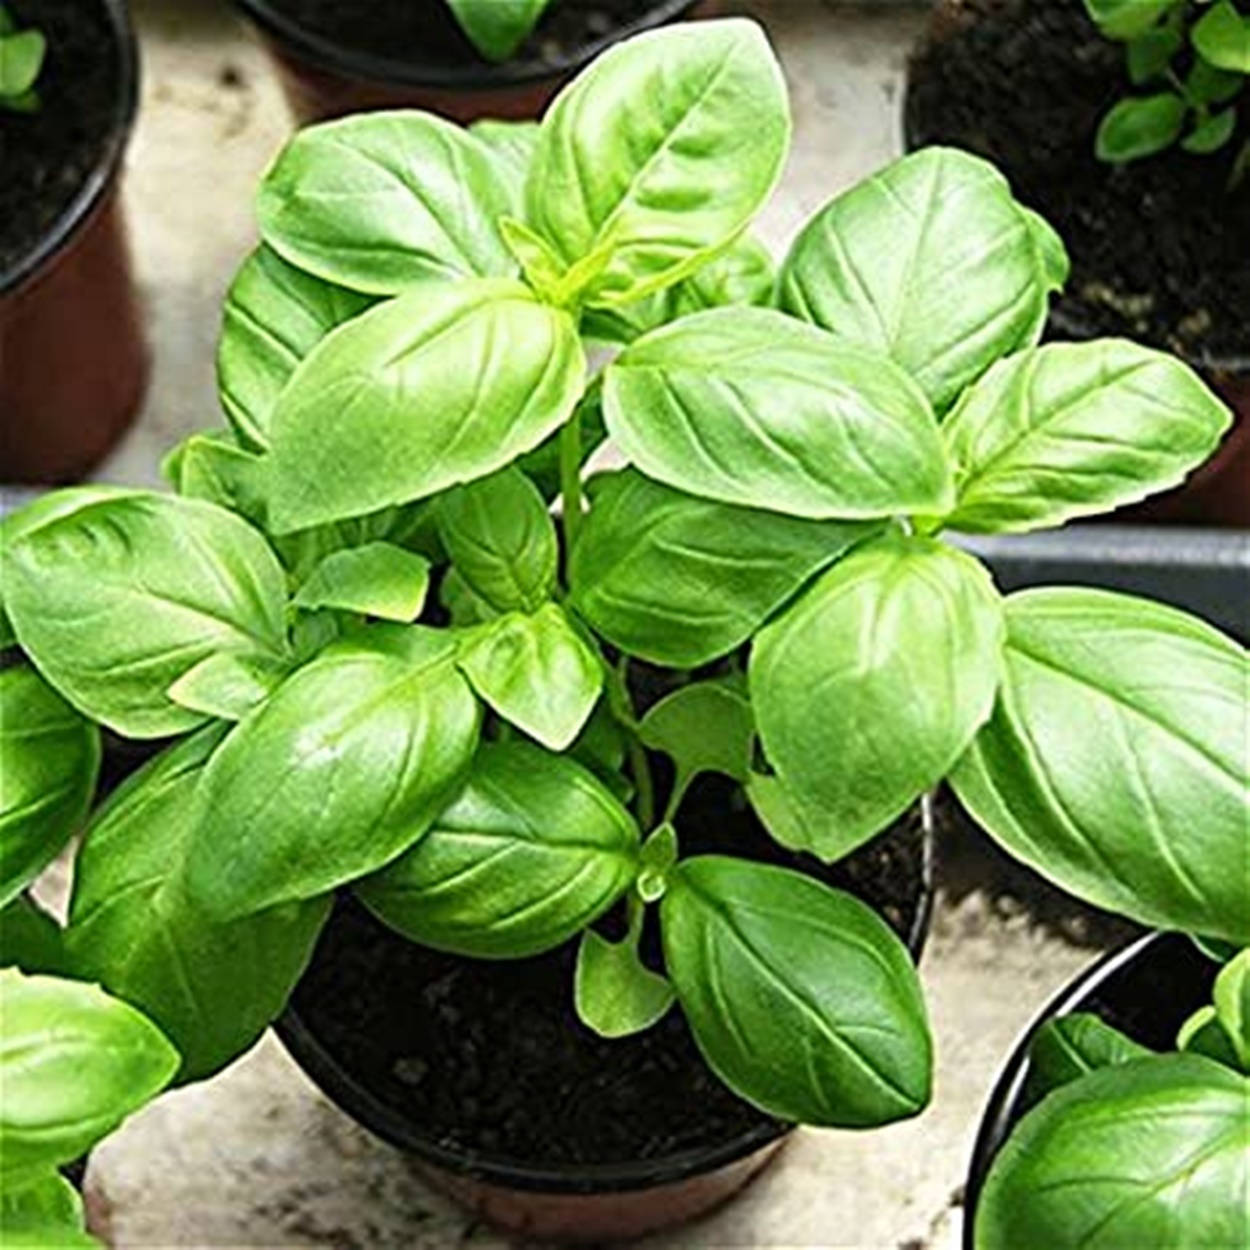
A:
445 0 553 64
0 2 46 113
976 948 1250 1249
1 19 1245 1143
1084 0 1250 185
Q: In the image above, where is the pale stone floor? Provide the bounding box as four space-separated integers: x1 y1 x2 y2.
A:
36 1 1120 1245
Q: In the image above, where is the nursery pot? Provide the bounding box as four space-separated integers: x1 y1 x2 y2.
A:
903 0 1250 528
962 931 1220 1249
232 0 715 125
0 0 147 484
279 789 935 1242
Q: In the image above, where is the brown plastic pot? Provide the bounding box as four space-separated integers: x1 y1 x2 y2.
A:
962 932 1218 1249
0 0 147 485
232 0 715 125
277 810 935 1243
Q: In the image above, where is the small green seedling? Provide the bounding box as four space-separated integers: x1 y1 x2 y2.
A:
976 948 1250 1249
0 3 46 113
447 0 553 64
1084 0 1250 185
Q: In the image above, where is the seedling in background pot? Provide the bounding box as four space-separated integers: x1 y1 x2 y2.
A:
0 19 1245 1150
1084 0 1250 184
447 0 553 63
0 3 46 113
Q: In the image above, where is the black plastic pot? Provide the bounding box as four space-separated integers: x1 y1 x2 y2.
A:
278 806 934 1243
962 931 1219 1250
232 0 715 125
0 0 147 484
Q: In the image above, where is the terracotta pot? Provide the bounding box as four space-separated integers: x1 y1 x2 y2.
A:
278 808 935 1243
232 0 716 125
962 932 1218 1249
0 0 147 485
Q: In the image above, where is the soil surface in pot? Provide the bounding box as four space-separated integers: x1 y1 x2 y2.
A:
291 772 927 1169
0 0 122 279
263 0 666 73
907 0 1250 366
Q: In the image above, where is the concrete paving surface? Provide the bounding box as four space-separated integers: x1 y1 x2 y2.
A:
29 0 1129 1245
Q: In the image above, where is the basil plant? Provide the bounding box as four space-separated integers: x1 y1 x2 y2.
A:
0 3 46 114
977 947 1250 1249
445 0 553 64
1084 0 1250 184
0 969 179 1248
1 20 1246 1136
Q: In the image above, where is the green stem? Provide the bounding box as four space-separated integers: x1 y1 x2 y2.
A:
630 738 656 830
559 404 584 557
662 767 692 825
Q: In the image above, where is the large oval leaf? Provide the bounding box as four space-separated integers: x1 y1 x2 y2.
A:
569 469 879 667
0 969 179 1184
257 111 515 294
217 244 373 451
941 340 1233 534
523 19 789 307
779 147 1050 412
752 532 1003 856
358 742 639 958
4 492 290 739
187 625 481 920
976 1055 1250 1250
605 308 953 519
0 666 100 908
660 856 931 1126
64 728 329 1082
267 280 584 532
950 588 1250 944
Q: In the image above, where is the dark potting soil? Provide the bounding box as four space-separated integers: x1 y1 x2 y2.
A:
0 0 123 280
906 0 1250 367
291 771 928 1169
263 0 669 73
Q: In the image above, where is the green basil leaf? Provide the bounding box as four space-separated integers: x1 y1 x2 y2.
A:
575 929 675 1038
605 308 953 518
661 856 931 1125
440 566 499 628
1177 1005 1242 1070
1095 92 1187 162
1182 106 1238 155
4 493 290 739
469 119 540 209
1082 0 1183 41
975 1055 1250 1250
569 469 880 667
275 502 443 586
0 667 100 908
162 432 271 527
0 28 45 98
0 1172 97 1249
1025 1013 1153 1103
357 741 639 958
268 280 584 532
752 532 1003 857
523 19 789 307
1192 1 1250 73
0 969 179 1183
457 604 603 751
0 897 65 977
638 679 754 789
950 588 1249 944
1212 949 1250 1070
64 728 328 1082
257 112 516 295
940 340 1233 534
187 625 481 919
166 651 291 722
1127 26 1184 84
1186 58 1244 105
292 542 430 621
1019 207 1070 294
447 0 551 62
217 245 373 451
436 466 557 613
779 148 1048 411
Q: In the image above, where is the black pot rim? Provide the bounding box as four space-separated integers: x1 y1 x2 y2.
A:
277 803 936 1196
231 0 704 93
960 930 1185 1250
899 41 1250 380
0 0 140 298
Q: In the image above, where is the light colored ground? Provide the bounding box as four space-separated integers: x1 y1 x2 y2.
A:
55 1 1108 1245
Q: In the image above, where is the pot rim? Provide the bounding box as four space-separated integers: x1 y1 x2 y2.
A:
277 801 936 1196
960 930 1188 1250
231 0 704 93
0 0 140 298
